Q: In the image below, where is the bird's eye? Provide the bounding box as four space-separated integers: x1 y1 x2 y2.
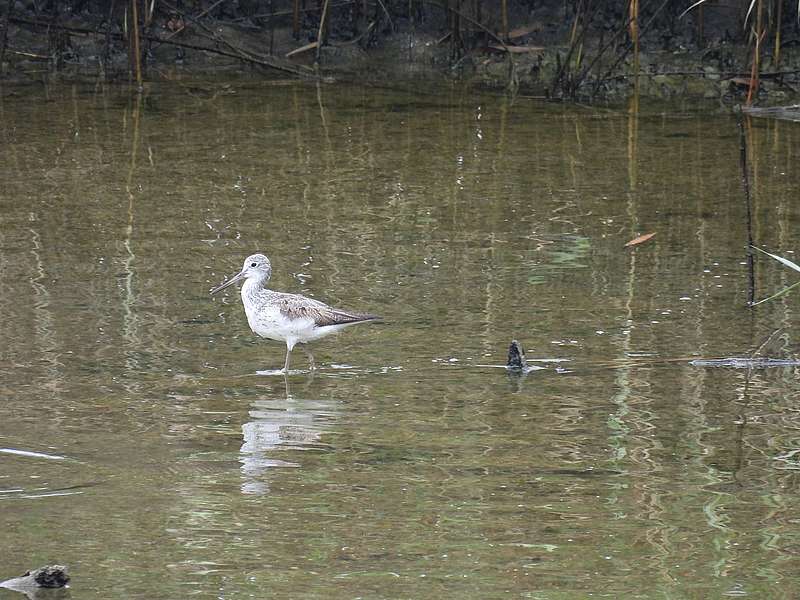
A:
250 262 257 267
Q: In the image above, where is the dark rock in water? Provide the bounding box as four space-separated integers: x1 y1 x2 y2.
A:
0 565 70 591
507 340 527 370
31 566 69 588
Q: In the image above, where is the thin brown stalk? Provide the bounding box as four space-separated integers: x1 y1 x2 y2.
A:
629 0 639 76
773 0 782 67
500 0 508 41
316 0 330 62
590 0 672 97
552 0 598 96
293 0 300 38
130 0 142 87
746 0 764 106
568 0 583 46
697 3 704 45
0 0 14 70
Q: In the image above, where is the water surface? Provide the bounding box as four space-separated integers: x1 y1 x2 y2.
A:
2 78 800 598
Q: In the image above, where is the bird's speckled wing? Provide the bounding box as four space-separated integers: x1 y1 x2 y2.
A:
275 293 379 327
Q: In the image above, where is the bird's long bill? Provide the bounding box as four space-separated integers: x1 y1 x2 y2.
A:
210 270 245 295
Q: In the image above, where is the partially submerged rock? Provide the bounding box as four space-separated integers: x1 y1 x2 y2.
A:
506 340 527 370
0 565 70 594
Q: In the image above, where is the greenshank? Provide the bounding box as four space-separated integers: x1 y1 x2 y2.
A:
211 253 379 372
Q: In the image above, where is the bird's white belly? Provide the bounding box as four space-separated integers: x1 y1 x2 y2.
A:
244 304 341 346
246 308 307 339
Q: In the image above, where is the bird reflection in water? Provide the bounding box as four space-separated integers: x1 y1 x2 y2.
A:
239 390 335 495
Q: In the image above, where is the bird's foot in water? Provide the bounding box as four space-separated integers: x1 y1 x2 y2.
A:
255 368 287 376
256 367 315 376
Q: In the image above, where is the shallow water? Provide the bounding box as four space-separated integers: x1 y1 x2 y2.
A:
2 77 800 598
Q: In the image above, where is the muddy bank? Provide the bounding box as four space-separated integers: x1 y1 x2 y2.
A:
2 1 800 104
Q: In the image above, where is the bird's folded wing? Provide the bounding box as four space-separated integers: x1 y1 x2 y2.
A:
277 294 378 327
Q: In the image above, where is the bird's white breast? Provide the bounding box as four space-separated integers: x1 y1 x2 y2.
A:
239 282 317 345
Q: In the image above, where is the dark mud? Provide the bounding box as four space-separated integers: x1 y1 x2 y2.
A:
3 1 800 104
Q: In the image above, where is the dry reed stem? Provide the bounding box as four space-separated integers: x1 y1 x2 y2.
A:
774 0 782 66
130 0 142 87
316 0 331 62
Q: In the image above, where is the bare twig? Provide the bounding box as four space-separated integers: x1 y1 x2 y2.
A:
162 0 229 41
590 0 672 97
159 0 319 77
422 0 517 91
223 1 353 23
420 1 511 52
551 0 602 96
375 0 395 30
316 0 331 62
9 15 318 78
751 328 783 357
500 0 508 41
130 0 143 86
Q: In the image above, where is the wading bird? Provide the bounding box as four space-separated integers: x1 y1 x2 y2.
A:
211 253 379 373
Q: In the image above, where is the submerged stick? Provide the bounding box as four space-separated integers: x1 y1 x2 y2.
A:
737 111 756 305
751 328 783 358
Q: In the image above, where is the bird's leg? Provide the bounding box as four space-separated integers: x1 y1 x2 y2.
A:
282 371 292 398
283 347 291 373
